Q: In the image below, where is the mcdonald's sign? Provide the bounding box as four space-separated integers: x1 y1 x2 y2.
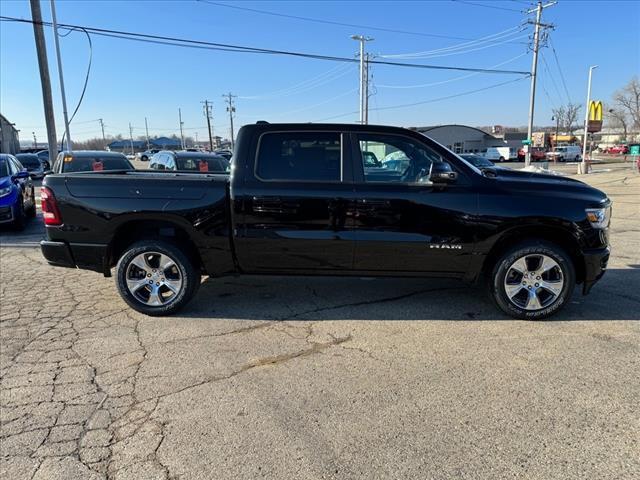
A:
588 100 603 132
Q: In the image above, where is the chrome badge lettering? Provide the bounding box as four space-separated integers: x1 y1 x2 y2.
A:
429 244 463 250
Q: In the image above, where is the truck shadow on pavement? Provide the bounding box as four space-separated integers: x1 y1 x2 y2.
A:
182 267 639 322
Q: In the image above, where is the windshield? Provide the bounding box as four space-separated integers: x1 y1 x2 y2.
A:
16 155 41 169
62 155 133 173
175 156 228 172
0 159 8 177
555 147 567 152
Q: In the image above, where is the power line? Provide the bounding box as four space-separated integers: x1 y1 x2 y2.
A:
198 0 513 41
548 37 572 103
316 77 527 120
0 16 530 76
451 0 524 13
380 25 528 58
377 52 528 89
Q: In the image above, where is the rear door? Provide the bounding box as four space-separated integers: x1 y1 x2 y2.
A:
233 130 356 272
351 132 477 274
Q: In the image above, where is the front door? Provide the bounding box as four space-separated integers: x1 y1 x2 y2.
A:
234 131 356 272
351 133 477 274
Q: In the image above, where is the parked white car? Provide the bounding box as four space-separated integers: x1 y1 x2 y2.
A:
484 146 517 162
546 145 582 162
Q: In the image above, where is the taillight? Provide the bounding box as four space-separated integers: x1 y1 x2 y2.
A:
40 187 62 226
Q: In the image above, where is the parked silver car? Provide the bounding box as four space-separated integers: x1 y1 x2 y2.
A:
149 151 229 173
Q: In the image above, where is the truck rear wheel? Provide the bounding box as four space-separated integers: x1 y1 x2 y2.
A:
488 240 575 320
116 240 200 316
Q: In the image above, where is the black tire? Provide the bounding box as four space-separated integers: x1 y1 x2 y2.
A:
498 156 505 162
115 239 201 316
488 240 575 320
141 155 148 161
575 155 581 162
12 197 26 231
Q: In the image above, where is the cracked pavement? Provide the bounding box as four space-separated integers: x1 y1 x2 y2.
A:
1 166 639 479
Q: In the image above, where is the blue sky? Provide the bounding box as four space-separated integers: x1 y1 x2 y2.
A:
1 0 638 142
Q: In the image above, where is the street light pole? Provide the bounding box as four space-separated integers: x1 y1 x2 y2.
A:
49 0 72 151
580 65 598 175
178 108 185 149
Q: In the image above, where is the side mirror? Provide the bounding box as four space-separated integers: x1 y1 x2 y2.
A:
429 162 457 184
14 170 30 180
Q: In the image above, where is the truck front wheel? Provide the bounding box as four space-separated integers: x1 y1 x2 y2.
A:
489 241 575 320
116 240 200 316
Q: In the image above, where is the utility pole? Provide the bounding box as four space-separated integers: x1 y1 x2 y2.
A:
49 0 72 151
525 1 555 167
98 118 106 148
178 108 185 149
223 93 237 149
32 132 37 148
202 100 214 151
364 53 372 125
144 117 150 150
30 0 58 160
128 122 134 156
580 65 598 175
351 35 374 124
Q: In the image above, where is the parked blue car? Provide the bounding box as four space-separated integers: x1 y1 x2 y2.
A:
0 154 36 230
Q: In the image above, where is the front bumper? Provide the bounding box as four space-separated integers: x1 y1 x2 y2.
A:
582 246 610 295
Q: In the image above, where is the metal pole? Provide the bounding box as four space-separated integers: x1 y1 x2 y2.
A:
129 122 134 155
351 35 373 125
49 0 72 151
33 132 37 148
223 93 236 149
144 117 150 150
203 101 214 151
525 2 543 168
580 65 598 175
99 118 106 148
364 53 370 125
178 108 185 149
30 0 58 160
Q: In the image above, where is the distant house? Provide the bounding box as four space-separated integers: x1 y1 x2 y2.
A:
150 137 181 149
411 124 505 154
107 140 146 153
107 137 183 153
0 114 20 154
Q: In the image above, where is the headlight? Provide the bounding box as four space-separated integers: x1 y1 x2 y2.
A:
0 186 12 198
586 206 611 229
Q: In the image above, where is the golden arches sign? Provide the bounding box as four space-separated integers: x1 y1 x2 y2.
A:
587 100 603 132
589 101 603 121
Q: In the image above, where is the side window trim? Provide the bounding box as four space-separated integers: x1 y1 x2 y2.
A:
253 130 346 184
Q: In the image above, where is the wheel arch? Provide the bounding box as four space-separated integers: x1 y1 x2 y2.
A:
107 218 204 275
481 225 585 284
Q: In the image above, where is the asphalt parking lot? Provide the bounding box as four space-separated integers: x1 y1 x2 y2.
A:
1 163 639 479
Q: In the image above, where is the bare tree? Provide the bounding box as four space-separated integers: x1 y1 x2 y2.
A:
552 106 566 132
563 103 581 132
613 76 640 130
607 108 629 140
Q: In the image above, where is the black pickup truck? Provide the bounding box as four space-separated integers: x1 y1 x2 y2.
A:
40 123 611 319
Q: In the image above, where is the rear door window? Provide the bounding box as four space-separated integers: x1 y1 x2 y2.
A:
256 132 341 182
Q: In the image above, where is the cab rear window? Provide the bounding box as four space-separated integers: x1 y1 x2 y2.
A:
62 157 132 173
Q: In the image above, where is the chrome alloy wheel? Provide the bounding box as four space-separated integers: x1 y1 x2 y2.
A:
503 254 564 311
125 252 183 306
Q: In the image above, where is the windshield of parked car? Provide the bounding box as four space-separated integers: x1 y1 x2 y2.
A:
555 147 567 152
0 159 8 177
16 155 41 169
175 156 229 173
61 155 133 173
